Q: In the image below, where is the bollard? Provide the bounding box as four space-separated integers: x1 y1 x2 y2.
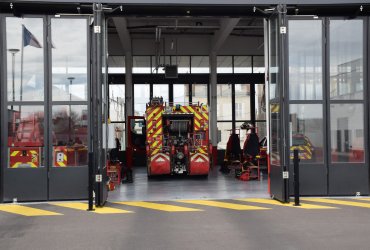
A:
88 152 95 211
293 149 300 206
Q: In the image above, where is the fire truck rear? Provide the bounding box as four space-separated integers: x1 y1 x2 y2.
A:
146 97 211 176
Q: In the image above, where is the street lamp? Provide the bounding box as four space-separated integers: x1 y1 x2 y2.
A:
8 48 20 109
67 76 75 100
67 77 75 143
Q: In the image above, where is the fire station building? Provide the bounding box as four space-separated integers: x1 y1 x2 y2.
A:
0 0 369 204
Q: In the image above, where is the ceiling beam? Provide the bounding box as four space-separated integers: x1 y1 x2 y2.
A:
211 18 240 54
113 17 132 54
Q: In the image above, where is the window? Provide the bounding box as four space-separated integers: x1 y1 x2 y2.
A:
133 56 151 74
51 18 88 101
7 105 45 168
217 122 232 150
6 17 44 102
235 84 251 120
191 56 209 73
174 84 190 103
134 84 150 116
217 84 232 121
112 123 125 150
290 104 324 163
153 84 169 103
52 105 88 167
234 56 252 73
109 85 125 121
289 20 323 100
217 56 233 73
255 84 266 120
152 56 171 74
171 56 190 73
253 56 265 73
330 19 363 100
330 104 364 163
108 56 125 74
192 84 208 104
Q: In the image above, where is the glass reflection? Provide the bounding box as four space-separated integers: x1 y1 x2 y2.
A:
290 104 324 163
268 17 281 166
269 17 279 100
270 103 281 165
235 84 251 120
6 17 44 102
289 20 323 100
52 105 88 167
330 104 364 163
134 84 150 116
109 85 125 121
51 18 88 101
217 84 232 120
7 105 45 168
330 19 363 100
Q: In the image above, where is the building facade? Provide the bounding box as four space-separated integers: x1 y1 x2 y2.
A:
0 1 369 203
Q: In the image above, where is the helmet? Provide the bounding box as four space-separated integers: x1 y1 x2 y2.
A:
240 122 254 130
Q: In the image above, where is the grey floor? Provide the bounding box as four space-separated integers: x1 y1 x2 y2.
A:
108 165 269 201
2 199 370 250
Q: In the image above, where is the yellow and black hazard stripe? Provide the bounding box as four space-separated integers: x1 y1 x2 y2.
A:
290 146 313 160
270 104 280 113
146 106 164 156
179 105 209 131
54 147 69 167
10 149 39 168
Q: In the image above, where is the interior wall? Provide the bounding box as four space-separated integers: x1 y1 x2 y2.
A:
108 33 264 56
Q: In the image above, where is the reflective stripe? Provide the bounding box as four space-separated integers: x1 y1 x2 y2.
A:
10 151 19 157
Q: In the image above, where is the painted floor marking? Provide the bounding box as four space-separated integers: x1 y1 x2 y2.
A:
237 198 337 209
175 200 270 210
301 198 370 208
51 202 133 214
356 198 370 202
115 201 202 212
0 205 62 216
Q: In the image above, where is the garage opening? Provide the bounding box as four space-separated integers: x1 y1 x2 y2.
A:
104 15 269 202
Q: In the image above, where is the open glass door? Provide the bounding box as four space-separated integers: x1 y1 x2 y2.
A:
266 5 289 202
96 6 109 206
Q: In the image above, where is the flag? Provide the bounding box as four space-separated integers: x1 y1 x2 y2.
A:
22 25 42 48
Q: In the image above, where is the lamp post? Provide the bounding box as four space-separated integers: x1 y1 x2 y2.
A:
67 77 75 142
8 49 20 110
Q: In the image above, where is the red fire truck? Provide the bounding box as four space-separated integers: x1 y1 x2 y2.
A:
146 97 211 176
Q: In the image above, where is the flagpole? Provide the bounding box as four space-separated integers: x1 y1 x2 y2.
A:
20 24 24 103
